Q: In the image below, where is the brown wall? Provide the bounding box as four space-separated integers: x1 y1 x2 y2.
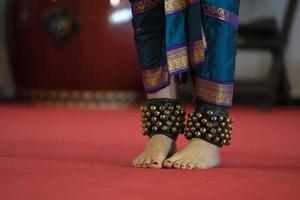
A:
8 0 143 91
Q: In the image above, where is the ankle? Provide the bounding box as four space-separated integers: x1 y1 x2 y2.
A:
147 77 178 99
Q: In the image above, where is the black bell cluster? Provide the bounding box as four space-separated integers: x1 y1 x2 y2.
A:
140 101 186 140
184 110 233 147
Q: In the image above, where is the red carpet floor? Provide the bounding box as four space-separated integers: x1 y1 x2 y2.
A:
0 104 300 200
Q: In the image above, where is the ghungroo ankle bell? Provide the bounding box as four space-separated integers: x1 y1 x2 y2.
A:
184 110 233 147
140 98 186 140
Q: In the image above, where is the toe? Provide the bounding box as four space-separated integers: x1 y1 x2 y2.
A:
186 162 195 170
180 160 190 170
132 159 138 167
173 160 183 169
136 158 146 168
143 158 152 168
194 162 209 170
163 159 173 168
133 153 145 167
150 153 166 169
132 156 141 167
150 159 164 169
163 154 180 168
194 162 201 170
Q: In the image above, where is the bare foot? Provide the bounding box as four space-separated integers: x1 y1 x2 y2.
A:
133 134 176 169
163 138 220 170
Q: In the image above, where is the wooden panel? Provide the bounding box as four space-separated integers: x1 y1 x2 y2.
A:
8 0 143 91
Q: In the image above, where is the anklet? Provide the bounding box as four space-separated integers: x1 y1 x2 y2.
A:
184 110 233 147
140 98 186 140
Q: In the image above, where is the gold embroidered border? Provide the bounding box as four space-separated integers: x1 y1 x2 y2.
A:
194 78 233 106
132 0 162 15
167 46 189 72
141 65 169 90
203 4 230 22
190 40 205 65
164 0 187 14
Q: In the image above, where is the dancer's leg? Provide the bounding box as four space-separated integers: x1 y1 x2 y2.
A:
164 0 239 170
130 1 181 168
133 78 178 168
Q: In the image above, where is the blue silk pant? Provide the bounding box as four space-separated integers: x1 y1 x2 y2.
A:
130 0 240 114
